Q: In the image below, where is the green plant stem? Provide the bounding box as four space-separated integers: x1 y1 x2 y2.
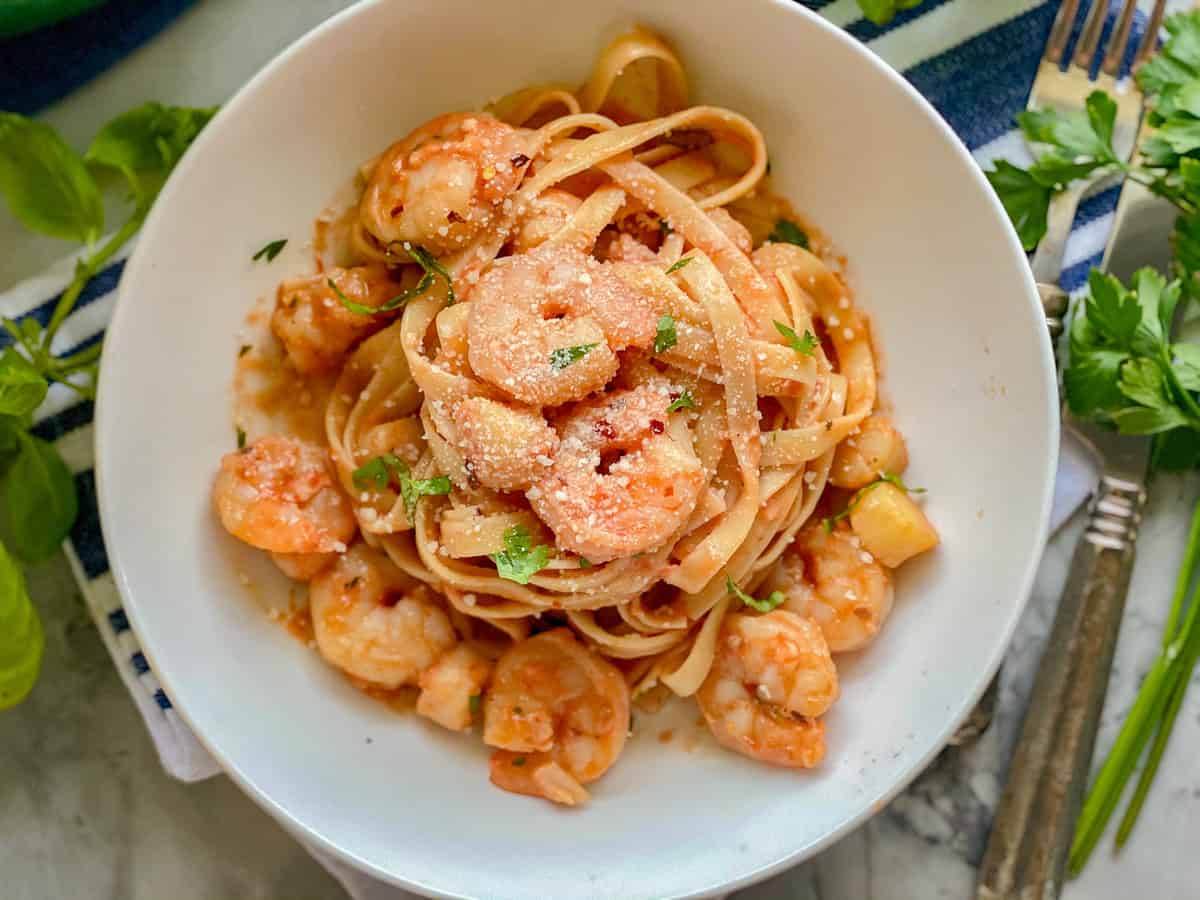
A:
1163 501 1200 644
50 341 102 373
41 212 142 350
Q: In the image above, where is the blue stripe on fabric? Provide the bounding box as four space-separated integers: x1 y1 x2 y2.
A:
0 259 123 353
0 0 197 116
131 651 149 674
108 608 129 633
904 2 1057 150
70 469 109 580
154 689 173 710
32 400 94 443
846 0 956 43
799 0 840 9
1061 251 1104 293
1075 184 1121 228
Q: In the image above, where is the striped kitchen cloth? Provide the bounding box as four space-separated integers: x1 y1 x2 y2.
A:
7 0 1130 797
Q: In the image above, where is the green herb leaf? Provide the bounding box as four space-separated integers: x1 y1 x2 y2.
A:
1017 91 1118 162
492 525 551 585
665 256 692 275
235 427 246 450
667 390 696 412
654 314 678 353
823 472 924 532
578 556 592 569
767 219 810 249
1171 343 1200 392
986 160 1052 251
0 348 47 418
549 343 598 371
252 239 287 263
0 539 43 709
512 756 527 767
85 103 216 209
399 471 451 523
774 320 817 356
856 0 924 26
469 694 481 715
3 433 78 563
403 243 457 305
351 453 451 521
0 113 103 243
333 243 454 315
725 576 786 613
352 455 396 491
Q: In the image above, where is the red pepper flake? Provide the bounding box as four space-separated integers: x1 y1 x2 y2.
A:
649 419 665 434
447 210 465 223
594 420 617 440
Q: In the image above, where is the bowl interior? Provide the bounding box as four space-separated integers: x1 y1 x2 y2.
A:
96 1 1056 897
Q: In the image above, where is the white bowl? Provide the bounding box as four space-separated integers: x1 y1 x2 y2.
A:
96 0 1058 896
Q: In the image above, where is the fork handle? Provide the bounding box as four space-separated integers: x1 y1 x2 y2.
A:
1031 183 1087 285
976 474 1146 900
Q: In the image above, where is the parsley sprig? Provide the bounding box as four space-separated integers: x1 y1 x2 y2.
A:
332 242 454 315
725 576 786 613
351 453 451 522
549 343 597 371
0 101 215 709
492 525 551 584
774 320 817 356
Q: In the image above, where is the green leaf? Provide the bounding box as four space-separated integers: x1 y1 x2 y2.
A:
773 320 817 356
654 314 678 353
1140 134 1180 169
85 102 217 207
1085 269 1141 346
3 433 78 563
491 525 551 585
1171 343 1200 391
986 160 1051 251
664 256 692 275
1163 11 1200 71
351 454 449 521
725 576 786 613
1174 211 1200 276
1129 268 1180 353
352 455 394 490
549 343 598 370
0 113 103 243
0 348 47 418
767 219 809 248
1118 358 1170 409
0 540 43 709
1152 427 1200 470
856 0 924 26
252 239 287 263
1111 405 1189 435
1028 153 1105 189
1017 95 1114 162
1139 55 1197 98
1085 91 1118 152
402 243 457 305
1064 348 1130 418
399 471 451 523
1157 117 1200 155
667 390 697 412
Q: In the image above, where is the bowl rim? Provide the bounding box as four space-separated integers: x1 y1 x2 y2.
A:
95 0 1059 895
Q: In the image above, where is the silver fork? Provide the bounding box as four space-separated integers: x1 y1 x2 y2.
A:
951 0 1162 751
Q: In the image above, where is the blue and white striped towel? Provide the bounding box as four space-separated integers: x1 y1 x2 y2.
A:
5 0 1135 893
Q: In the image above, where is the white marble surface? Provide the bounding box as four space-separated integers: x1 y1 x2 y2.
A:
5 2 1200 898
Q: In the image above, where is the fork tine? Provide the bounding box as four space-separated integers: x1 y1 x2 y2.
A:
1134 0 1169 70
1072 0 1110 70
1045 0 1082 65
1101 0 1140 76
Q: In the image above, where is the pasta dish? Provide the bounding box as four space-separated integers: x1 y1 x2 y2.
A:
212 28 939 806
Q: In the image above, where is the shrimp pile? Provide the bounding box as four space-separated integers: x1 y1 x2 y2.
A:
212 27 940 805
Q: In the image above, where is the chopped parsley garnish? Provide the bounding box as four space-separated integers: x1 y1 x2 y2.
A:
492 525 551 584
252 238 287 262
578 556 592 569
351 453 451 521
725 576 786 613
774 320 817 356
822 472 925 532
512 756 527 767
235 426 246 449
238 344 251 358
654 314 678 353
767 219 810 249
659 218 672 236
468 694 481 715
667 390 696 413
665 256 692 275
333 243 455 315
549 343 598 371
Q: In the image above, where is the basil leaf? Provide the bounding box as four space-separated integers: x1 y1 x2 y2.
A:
0 540 43 709
0 113 103 243
85 102 217 207
0 348 47 418
3 433 78 563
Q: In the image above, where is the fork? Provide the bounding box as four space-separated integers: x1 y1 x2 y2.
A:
952 0 1162 751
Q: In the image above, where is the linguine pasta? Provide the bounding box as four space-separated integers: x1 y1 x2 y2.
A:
214 27 938 805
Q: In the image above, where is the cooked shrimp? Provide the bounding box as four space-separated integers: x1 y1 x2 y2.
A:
595 231 658 263
270 551 336 581
309 543 457 688
214 434 356 554
829 415 908 489
360 112 531 256
457 396 559 492
776 522 894 653
697 610 838 768
483 629 629 806
467 244 658 406
529 385 703 562
272 266 407 374
416 643 492 732
512 189 581 254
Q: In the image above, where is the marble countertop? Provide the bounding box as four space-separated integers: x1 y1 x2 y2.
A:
4 2 1200 898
